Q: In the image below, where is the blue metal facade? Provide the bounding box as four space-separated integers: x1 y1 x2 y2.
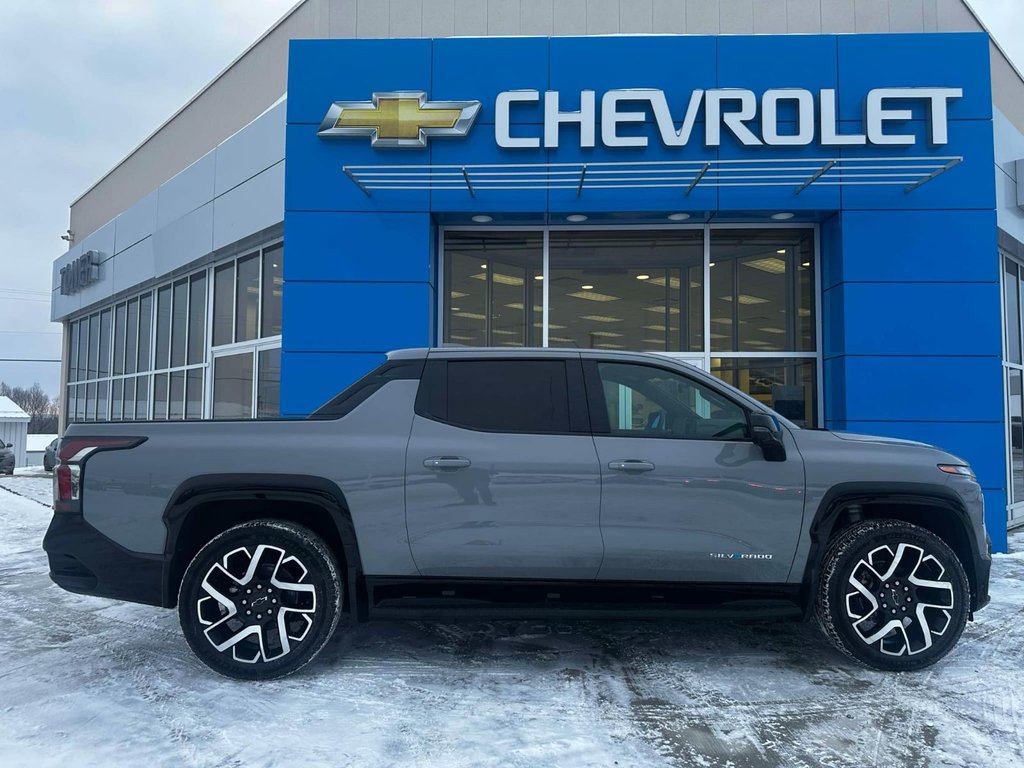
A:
283 33 1006 550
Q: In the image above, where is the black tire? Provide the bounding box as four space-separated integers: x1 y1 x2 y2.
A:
178 519 342 680
816 519 969 672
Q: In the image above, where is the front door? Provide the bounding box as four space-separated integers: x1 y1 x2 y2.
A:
405 355 603 579
586 357 805 583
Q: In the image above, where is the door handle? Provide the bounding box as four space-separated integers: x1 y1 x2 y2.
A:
423 456 472 470
608 459 655 473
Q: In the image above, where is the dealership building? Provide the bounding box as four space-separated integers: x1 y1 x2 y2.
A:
51 0 1024 551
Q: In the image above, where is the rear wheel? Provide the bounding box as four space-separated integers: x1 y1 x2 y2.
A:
178 519 342 680
816 519 969 671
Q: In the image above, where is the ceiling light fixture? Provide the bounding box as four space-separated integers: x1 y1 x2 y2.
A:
709 261 716 267
667 213 691 221
636 274 651 280
802 261 811 268
776 249 786 254
771 212 795 220
471 214 493 223
581 284 594 290
534 274 544 280
567 214 588 222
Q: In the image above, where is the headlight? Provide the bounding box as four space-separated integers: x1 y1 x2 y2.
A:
938 464 975 480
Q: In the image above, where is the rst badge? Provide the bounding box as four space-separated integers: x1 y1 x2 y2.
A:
317 91 480 148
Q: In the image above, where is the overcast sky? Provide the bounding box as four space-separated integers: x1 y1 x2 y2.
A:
0 0 1021 399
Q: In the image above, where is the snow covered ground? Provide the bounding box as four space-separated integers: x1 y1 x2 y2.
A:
1 474 1022 768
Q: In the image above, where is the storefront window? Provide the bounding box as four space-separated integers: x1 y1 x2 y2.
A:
257 348 281 419
710 229 815 353
443 226 818 425
213 352 254 419
444 232 542 347
711 358 817 428
548 230 703 352
65 239 281 423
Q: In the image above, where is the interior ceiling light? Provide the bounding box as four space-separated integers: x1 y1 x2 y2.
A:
667 213 691 221
534 274 544 280
595 342 625 349
776 249 786 254
492 329 518 335
643 305 681 315
802 261 811 267
718 294 770 305
636 274 651 280
643 324 668 331
771 212 795 220
798 308 811 317
709 261 716 267
453 311 487 320
744 257 787 274
567 214 588 222
480 263 488 269
580 315 623 323
581 284 595 290
589 331 624 338
760 327 786 334
644 275 676 288
471 272 524 286
449 291 469 299
471 215 493 223
567 290 619 302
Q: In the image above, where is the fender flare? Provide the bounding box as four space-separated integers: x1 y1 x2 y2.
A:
160 473 365 614
799 481 986 615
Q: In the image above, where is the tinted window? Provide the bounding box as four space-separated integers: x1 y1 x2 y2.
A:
188 273 206 364
445 360 569 433
596 362 748 440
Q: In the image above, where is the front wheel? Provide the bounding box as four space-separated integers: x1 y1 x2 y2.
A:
816 519 970 671
178 520 342 680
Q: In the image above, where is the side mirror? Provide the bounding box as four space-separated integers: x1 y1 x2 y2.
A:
4 443 11 449
749 412 786 462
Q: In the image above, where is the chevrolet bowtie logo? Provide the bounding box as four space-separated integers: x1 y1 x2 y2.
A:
317 91 481 148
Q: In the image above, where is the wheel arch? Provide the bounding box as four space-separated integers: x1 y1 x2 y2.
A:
800 482 984 616
162 474 367 619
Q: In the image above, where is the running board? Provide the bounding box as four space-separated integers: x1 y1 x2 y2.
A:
364 577 803 621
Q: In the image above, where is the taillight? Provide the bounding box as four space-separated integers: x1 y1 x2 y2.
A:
53 436 146 512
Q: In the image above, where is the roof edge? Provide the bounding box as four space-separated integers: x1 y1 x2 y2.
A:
962 0 1024 88
70 0 308 207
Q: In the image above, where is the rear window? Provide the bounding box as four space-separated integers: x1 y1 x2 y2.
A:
418 359 571 434
309 358 423 419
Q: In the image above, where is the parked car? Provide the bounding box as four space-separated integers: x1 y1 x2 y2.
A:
43 348 991 680
43 438 58 472
0 442 13 475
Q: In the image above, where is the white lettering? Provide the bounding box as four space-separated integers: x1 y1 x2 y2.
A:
705 89 762 146
601 90 650 148
489 86 962 150
495 90 541 148
867 88 916 146
819 88 866 146
650 89 703 147
761 88 814 146
544 90 596 149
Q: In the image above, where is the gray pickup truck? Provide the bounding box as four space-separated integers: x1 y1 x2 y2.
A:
44 347 991 679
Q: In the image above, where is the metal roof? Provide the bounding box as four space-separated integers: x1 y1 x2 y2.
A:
0 396 29 421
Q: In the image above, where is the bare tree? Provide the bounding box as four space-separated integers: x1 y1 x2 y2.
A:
0 381 57 433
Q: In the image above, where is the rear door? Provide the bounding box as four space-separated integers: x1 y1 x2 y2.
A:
404 354 604 579
585 357 805 583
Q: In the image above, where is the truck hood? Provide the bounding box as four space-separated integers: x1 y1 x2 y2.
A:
830 431 933 448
